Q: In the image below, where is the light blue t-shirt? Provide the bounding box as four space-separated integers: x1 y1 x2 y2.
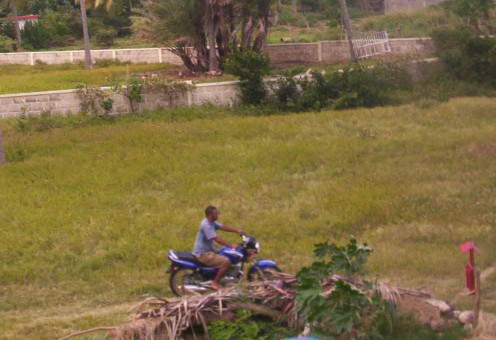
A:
193 218 223 256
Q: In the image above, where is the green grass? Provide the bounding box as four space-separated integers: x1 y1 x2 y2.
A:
267 24 343 44
268 6 464 43
1 98 496 338
356 6 463 38
0 63 173 95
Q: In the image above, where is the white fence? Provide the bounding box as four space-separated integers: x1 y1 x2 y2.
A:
0 48 183 66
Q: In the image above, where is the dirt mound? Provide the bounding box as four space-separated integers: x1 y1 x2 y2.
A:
472 312 496 339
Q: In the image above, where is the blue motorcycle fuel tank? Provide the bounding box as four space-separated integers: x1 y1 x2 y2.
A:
218 246 246 264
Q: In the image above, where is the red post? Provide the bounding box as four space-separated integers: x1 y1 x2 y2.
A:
460 242 477 294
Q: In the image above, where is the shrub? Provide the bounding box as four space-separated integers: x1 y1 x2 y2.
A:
224 50 271 105
94 27 117 47
0 35 14 52
273 64 412 111
76 84 113 116
23 22 52 49
295 238 396 338
41 9 80 46
432 28 496 87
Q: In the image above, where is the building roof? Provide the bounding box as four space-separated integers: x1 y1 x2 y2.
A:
3 14 41 21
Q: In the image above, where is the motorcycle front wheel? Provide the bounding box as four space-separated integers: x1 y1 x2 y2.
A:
169 268 204 297
247 266 282 282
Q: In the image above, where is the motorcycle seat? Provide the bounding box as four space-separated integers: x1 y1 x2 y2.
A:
173 251 207 266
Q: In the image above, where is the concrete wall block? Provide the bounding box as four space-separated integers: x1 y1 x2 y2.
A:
42 103 56 111
25 102 45 111
36 95 50 102
0 98 14 105
49 94 62 101
5 104 22 112
55 100 79 109
111 96 127 106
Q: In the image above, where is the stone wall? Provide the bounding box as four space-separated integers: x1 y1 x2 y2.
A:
0 81 241 119
0 38 434 66
265 38 434 65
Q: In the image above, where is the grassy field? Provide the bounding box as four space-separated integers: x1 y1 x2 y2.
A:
0 63 235 95
1 98 496 339
0 63 171 95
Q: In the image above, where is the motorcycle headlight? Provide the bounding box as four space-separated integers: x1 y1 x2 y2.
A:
255 242 260 253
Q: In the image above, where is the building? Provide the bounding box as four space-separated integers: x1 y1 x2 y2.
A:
4 14 41 30
384 0 445 12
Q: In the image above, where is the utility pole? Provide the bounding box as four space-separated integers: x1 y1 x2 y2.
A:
79 0 93 69
11 5 22 48
338 0 358 62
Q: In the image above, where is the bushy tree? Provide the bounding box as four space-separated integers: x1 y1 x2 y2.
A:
432 28 496 87
135 0 275 73
23 21 52 48
451 0 495 34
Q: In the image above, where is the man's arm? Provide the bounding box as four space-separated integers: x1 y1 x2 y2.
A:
219 225 245 235
212 236 237 248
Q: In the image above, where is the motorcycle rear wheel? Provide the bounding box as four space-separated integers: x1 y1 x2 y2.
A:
170 268 202 297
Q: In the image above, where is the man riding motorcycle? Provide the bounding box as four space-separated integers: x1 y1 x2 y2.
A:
193 206 245 290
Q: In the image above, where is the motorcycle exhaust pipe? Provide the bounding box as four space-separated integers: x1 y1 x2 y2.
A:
181 285 209 292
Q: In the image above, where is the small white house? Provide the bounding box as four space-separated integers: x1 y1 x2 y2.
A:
6 14 41 30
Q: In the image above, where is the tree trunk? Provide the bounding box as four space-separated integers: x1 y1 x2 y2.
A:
79 0 93 70
206 2 219 74
292 0 297 13
338 0 357 62
11 5 22 48
273 0 281 25
0 128 6 165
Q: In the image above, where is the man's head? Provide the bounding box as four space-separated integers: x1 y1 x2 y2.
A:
205 206 219 221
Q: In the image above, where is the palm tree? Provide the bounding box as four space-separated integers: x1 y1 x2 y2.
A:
75 0 114 70
338 0 357 62
206 0 219 73
205 0 232 74
77 0 93 69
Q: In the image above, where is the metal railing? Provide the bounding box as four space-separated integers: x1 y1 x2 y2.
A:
352 31 392 59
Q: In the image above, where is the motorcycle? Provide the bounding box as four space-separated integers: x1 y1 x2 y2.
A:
167 235 281 296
